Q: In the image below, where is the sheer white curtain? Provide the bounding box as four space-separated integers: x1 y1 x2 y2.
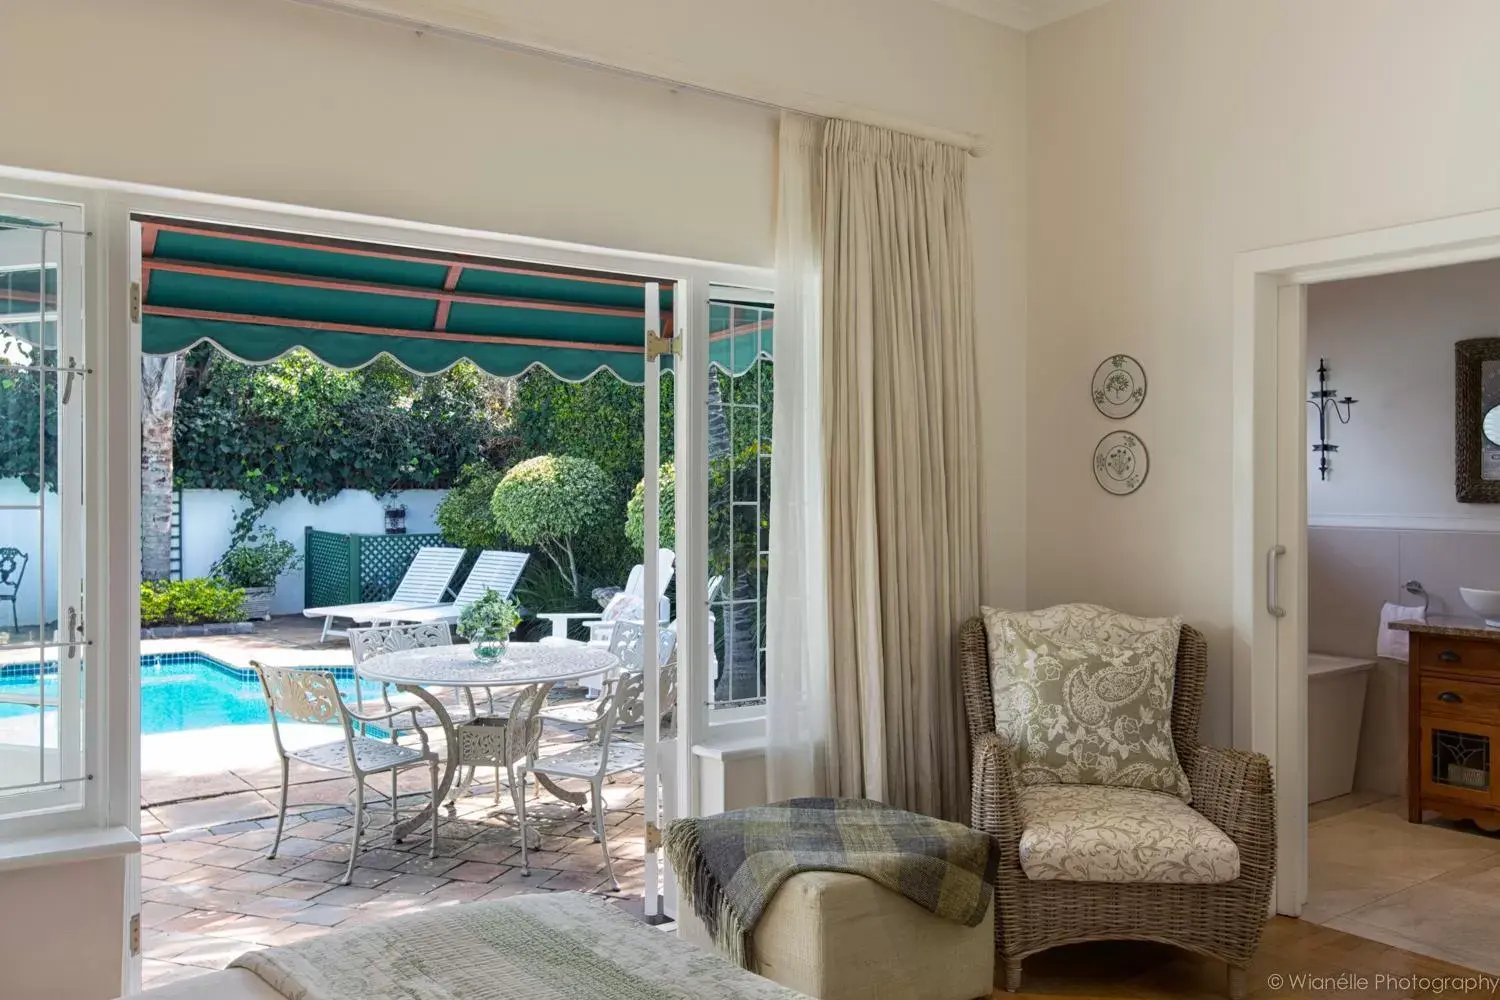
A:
764 112 830 801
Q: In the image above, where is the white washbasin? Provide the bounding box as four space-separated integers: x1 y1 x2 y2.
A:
1460 587 1500 627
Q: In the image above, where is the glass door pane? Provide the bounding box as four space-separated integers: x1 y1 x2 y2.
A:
706 296 772 709
0 199 86 815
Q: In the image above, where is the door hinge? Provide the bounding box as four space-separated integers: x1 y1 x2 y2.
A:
645 821 662 852
128 913 141 956
129 281 141 323
645 330 679 362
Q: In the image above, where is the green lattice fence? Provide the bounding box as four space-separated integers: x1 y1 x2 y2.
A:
303 528 461 608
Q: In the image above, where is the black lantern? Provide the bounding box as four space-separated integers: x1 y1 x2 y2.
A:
384 504 407 535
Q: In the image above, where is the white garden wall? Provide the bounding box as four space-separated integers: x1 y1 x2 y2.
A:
179 489 447 616
0 478 61 630
0 480 448 627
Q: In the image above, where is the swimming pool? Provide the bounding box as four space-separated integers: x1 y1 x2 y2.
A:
0 653 367 735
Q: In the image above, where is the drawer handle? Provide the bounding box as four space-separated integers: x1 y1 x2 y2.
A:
1439 650 1462 663
1438 691 1465 704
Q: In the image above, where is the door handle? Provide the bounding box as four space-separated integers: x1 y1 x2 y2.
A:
1439 650 1462 664
1266 545 1286 618
1438 691 1464 703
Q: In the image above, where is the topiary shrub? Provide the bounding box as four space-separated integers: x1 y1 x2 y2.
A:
492 455 612 596
140 578 246 627
625 462 676 552
435 463 508 550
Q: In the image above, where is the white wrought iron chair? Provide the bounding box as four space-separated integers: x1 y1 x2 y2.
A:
516 668 645 892
575 549 676 648
539 619 678 739
451 681 552 810
252 661 440 886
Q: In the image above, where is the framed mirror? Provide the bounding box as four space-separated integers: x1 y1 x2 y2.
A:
1455 338 1500 502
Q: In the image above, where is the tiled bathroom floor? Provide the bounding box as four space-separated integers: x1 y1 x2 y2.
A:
1306 793 1500 973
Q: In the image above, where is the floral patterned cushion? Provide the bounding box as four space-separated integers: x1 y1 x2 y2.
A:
1017 784 1240 884
982 604 1191 801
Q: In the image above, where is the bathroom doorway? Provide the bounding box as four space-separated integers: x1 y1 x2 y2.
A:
1296 260 1500 970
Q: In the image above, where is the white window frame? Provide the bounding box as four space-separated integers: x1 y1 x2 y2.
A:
703 284 773 732
0 190 105 838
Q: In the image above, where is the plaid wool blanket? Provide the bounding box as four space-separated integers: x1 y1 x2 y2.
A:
663 797 999 970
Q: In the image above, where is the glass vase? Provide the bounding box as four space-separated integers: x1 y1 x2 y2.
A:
471 630 507 663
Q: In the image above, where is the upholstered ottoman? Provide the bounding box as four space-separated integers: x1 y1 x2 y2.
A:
678 871 995 1000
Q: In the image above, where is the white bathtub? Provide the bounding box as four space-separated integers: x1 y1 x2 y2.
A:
1307 653 1376 804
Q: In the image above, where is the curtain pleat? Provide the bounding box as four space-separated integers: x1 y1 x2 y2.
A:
820 119 981 822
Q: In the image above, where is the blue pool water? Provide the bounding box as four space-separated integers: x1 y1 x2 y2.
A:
0 653 366 735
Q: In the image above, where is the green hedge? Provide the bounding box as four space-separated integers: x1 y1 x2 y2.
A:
172 348 507 525
0 345 58 493
140 578 246 627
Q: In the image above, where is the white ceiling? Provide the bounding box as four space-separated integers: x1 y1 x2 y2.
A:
930 0 1112 31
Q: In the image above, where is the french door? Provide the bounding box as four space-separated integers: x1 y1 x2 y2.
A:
0 195 89 824
639 278 711 917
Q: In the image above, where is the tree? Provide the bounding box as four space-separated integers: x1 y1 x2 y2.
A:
140 355 186 582
491 455 612 596
435 463 508 550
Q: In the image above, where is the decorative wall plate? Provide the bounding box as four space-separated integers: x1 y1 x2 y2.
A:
1092 354 1147 419
1094 431 1149 496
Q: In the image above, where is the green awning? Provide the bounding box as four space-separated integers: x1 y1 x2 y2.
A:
137 218 770 383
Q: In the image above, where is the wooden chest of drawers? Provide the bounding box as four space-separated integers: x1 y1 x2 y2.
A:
1398 622 1500 830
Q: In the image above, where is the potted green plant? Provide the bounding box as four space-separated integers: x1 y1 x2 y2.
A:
213 527 302 621
457 587 522 663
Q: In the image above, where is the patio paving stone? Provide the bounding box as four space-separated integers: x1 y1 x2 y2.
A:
377 873 451 894
285 904 355 927
261 879 334 901
342 867 401 889
142 771 256 805
280 860 350 882
309 885 383 907
153 791 276 831
140 858 202 880
237 855 308 876
393 855 461 877
232 896 316 920
343 847 410 870
445 861 509 882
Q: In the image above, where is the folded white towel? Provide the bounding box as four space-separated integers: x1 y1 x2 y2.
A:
1377 602 1426 660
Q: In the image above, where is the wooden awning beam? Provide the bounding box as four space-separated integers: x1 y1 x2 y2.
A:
143 305 641 353
141 257 648 321
138 220 673 290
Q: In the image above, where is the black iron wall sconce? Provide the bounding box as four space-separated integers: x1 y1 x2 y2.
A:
1308 358 1357 481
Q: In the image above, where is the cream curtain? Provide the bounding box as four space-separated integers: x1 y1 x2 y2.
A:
820 119 981 822
765 112 831 801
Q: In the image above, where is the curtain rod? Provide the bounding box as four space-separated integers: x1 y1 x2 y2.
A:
285 0 990 157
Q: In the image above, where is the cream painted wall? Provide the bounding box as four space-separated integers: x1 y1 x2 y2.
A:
0 856 126 999
0 0 1029 610
1307 259 1500 525
1028 0 1500 743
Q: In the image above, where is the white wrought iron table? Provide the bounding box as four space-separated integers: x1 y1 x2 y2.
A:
355 641 620 840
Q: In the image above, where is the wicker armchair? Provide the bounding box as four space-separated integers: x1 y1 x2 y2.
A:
960 618 1275 999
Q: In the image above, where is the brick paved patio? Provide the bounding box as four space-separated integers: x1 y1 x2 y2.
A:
140 769 648 989
135 616 653 991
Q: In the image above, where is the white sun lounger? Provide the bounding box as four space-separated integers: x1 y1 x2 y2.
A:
377 549 530 626
302 546 464 642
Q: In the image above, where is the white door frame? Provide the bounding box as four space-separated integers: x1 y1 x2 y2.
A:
1234 205 1500 916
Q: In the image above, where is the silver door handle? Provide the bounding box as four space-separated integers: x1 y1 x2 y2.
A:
1266 545 1286 618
